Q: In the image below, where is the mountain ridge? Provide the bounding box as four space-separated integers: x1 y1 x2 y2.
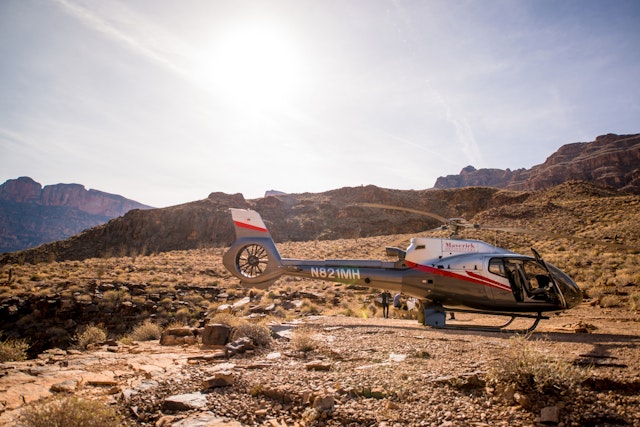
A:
2 180 638 266
0 177 152 252
434 133 640 193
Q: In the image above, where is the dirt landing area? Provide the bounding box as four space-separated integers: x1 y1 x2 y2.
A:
1 304 638 426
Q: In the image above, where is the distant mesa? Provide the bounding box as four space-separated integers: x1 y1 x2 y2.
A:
264 190 287 197
0 177 152 253
434 133 640 194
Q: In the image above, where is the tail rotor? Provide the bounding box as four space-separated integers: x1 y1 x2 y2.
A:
236 243 271 279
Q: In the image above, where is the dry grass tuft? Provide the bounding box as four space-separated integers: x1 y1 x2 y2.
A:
290 327 319 353
20 397 120 427
0 332 29 362
128 319 162 342
230 321 273 347
486 336 587 397
73 324 107 350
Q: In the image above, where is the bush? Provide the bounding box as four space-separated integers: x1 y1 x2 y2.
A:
73 325 107 350
129 319 162 341
599 294 620 308
0 332 29 362
290 327 318 353
300 299 320 315
20 397 120 427
208 312 238 327
486 336 586 397
231 322 272 347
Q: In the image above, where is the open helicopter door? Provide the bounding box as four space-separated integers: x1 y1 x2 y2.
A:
531 248 568 309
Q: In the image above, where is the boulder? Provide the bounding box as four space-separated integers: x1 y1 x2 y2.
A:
201 324 231 346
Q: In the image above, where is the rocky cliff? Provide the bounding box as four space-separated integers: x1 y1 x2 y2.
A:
434 133 640 193
0 177 152 253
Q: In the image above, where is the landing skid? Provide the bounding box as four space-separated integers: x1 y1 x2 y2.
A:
421 306 547 334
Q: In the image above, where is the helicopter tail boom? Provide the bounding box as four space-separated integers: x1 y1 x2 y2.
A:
223 209 411 293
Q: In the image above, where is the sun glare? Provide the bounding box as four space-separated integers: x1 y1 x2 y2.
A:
203 22 303 110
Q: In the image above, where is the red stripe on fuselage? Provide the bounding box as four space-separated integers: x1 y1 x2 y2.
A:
466 271 512 292
234 220 268 233
406 261 512 292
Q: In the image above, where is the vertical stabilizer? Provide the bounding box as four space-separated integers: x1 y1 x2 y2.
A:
224 209 283 287
230 208 271 238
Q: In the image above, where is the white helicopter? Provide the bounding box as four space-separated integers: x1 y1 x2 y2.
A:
222 207 585 333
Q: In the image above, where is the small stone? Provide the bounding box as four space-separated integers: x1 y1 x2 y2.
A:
540 405 559 424
202 371 234 389
305 360 331 371
313 394 335 413
50 379 78 393
163 392 208 411
514 392 530 408
386 400 400 409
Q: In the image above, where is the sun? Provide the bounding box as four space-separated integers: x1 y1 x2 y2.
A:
202 22 303 110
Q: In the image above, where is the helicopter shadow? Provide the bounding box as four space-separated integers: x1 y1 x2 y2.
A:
310 320 640 359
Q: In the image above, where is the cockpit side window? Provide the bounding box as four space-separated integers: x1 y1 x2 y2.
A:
488 258 506 277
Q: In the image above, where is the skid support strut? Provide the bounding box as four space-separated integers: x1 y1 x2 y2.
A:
421 305 547 334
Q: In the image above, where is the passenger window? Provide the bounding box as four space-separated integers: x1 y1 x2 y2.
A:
489 258 506 277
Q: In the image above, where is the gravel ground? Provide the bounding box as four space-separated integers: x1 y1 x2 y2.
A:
118 303 640 427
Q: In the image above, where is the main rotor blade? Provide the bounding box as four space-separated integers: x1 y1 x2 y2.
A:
357 203 449 224
357 202 639 252
478 225 639 252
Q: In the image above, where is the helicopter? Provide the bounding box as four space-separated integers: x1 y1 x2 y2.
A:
222 206 585 333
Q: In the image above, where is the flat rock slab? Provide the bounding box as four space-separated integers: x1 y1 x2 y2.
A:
163 392 209 411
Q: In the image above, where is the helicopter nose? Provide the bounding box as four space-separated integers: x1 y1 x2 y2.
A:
560 276 583 309
565 286 583 308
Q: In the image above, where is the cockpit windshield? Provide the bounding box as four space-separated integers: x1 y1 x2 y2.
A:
544 262 583 308
489 256 582 309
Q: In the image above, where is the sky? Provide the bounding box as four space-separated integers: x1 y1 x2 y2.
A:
1 0 639 208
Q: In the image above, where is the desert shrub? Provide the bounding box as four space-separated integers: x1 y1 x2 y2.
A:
73 324 107 350
174 307 193 323
300 299 320 315
486 336 586 397
630 293 640 311
339 307 356 317
75 294 92 303
102 289 130 303
231 322 272 347
367 303 378 317
290 327 318 353
599 294 620 308
208 312 238 326
272 307 287 319
45 327 71 348
0 332 29 362
20 397 120 427
129 319 162 341
585 286 605 301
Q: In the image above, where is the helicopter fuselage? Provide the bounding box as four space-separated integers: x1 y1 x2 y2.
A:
222 209 583 318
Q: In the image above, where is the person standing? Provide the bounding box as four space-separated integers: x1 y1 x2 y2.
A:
393 292 402 310
381 289 392 318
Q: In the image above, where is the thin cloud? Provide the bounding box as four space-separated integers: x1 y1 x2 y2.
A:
52 0 193 83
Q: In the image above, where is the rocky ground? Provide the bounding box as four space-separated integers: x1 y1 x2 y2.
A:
1 301 638 427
